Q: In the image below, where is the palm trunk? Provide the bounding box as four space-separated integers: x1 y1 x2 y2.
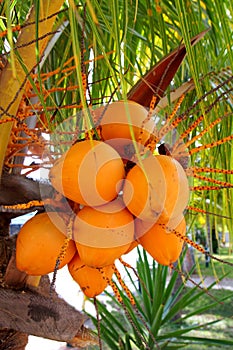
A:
0 212 29 350
0 329 28 350
0 0 64 177
0 3 65 345
0 177 93 349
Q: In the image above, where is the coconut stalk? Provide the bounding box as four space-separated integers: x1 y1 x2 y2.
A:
0 0 64 178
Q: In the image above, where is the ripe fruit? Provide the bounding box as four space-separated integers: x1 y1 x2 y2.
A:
123 155 189 224
68 254 114 298
95 100 154 159
136 216 186 266
16 212 76 275
73 199 135 267
49 140 125 207
122 155 166 222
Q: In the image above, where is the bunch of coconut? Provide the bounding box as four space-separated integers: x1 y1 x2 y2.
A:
15 100 190 298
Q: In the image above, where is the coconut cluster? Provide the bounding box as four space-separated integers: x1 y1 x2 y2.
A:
16 100 190 298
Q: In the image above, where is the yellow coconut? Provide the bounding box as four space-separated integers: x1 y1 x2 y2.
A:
136 216 186 266
16 212 76 275
73 199 135 267
49 139 125 206
68 253 114 298
123 155 189 224
94 100 154 159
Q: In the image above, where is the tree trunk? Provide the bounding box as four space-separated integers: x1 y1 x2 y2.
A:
0 175 97 349
0 329 28 350
0 283 86 342
0 0 64 177
0 212 29 349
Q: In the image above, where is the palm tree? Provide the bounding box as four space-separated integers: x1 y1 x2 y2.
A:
0 0 232 349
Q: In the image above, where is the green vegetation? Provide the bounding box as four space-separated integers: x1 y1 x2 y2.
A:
184 289 233 350
87 249 233 349
196 246 233 279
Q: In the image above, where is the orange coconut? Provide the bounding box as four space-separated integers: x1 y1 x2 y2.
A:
16 212 76 275
122 155 189 224
94 100 154 159
73 199 135 267
136 216 186 266
68 253 114 298
156 155 189 226
49 140 125 207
